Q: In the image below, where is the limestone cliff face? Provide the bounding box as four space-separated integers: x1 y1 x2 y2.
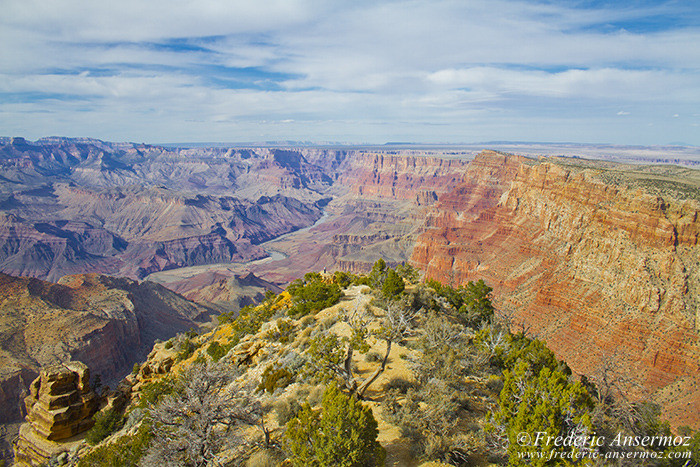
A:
336 152 470 202
412 153 700 428
0 273 212 423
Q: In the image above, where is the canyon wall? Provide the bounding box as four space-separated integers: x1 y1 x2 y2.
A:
412 153 700 428
3 137 699 428
250 152 472 281
336 151 470 202
0 272 212 423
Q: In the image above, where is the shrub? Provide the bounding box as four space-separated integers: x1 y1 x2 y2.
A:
136 377 178 409
369 258 387 289
257 364 294 394
306 385 325 407
490 361 594 466
206 341 234 362
77 421 152 467
332 271 352 288
300 316 315 328
426 278 494 326
287 275 343 317
395 263 420 284
176 338 197 362
382 269 405 298
86 409 125 445
285 384 385 467
384 376 414 394
265 319 296 344
274 398 302 426
365 351 383 363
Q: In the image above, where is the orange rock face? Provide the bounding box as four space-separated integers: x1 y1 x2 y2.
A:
337 152 470 202
412 152 700 428
13 362 99 466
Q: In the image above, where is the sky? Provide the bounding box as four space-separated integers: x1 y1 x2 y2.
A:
1 0 699 145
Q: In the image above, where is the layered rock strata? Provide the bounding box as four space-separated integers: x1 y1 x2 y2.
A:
412 153 700 428
13 362 99 466
0 272 212 423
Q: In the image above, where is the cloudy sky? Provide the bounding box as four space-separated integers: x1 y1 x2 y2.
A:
1 0 699 145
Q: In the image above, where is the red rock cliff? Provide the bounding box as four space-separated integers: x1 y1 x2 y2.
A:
337 152 470 202
412 153 700 428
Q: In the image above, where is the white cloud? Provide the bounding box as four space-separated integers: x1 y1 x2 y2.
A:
0 0 699 144
427 67 698 102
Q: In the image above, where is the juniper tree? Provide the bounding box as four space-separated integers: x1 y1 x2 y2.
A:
285 384 385 467
142 362 267 467
489 360 594 467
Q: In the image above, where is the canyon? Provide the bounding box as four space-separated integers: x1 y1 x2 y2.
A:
1 136 699 433
0 272 213 424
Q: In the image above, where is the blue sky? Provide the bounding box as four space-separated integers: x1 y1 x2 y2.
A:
1 0 699 145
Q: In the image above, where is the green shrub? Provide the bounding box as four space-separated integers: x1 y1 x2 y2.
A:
257 364 294 394
395 263 420 284
176 338 197 362
164 340 173 349
426 278 494 326
369 258 387 289
77 421 152 467
285 384 385 467
382 268 405 298
287 274 343 317
136 377 178 409
86 409 125 445
490 361 594 466
332 271 352 288
131 363 140 375
206 341 234 362
227 295 281 343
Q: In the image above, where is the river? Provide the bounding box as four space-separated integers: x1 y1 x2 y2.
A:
145 210 330 284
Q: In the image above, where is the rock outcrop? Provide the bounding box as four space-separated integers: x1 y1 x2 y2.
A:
13 362 99 466
0 272 212 424
163 271 283 311
412 152 700 428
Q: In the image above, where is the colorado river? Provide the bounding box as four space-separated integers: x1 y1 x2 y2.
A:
145 210 330 284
